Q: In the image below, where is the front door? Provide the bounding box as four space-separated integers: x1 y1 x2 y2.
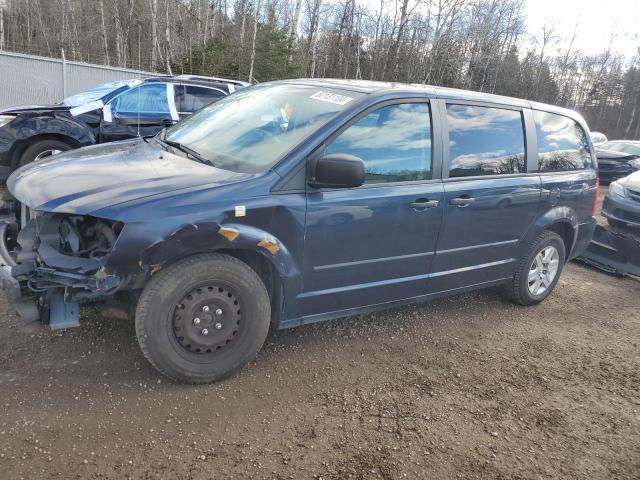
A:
100 83 177 142
301 101 444 318
430 102 542 293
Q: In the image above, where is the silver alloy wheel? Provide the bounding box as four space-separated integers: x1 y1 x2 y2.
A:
527 246 560 296
34 149 62 161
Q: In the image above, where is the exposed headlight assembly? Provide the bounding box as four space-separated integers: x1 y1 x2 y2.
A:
0 115 15 128
609 181 627 198
627 158 640 169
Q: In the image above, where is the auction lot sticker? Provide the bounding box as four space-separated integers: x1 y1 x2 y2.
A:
310 91 354 105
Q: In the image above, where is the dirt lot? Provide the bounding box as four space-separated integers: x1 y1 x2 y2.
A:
1 185 640 479
0 263 638 479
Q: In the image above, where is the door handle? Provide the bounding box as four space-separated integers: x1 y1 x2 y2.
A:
162 119 175 126
410 199 439 209
450 196 475 206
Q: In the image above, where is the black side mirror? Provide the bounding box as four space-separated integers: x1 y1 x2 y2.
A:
310 153 365 188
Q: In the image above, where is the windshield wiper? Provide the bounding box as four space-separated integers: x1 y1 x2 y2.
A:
157 138 214 166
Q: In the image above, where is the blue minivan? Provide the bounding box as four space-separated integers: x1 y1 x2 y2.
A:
0 79 598 383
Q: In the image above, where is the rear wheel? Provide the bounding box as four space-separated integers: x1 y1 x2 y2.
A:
19 139 72 167
500 231 565 306
135 253 271 383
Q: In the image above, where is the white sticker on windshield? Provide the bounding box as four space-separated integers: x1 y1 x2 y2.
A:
309 91 354 105
69 100 104 117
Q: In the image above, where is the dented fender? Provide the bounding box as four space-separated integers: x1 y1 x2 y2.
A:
102 218 304 322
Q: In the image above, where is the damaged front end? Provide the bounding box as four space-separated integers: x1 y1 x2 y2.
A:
0 213 124 329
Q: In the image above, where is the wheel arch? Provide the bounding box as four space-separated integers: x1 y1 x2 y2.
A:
519 206 579 263
10 132 87 169
129 222 301 326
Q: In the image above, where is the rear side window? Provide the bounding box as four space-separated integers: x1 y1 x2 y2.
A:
446 104 525 177
534 111 592 170
175 85 225 113
325 102 432 184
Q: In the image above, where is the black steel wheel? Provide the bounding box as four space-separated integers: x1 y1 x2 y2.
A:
135 253 271 383
172 284 243 355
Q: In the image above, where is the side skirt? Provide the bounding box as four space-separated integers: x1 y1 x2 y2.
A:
278 277 512 330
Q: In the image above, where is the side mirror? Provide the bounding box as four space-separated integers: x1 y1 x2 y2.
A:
310 153 365 189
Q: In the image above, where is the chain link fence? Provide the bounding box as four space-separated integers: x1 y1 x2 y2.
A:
0 50 160 109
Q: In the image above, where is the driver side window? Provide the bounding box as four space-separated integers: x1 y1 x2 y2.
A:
325 102 432 184
111 83 170 114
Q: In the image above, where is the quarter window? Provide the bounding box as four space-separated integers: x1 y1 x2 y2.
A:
325 103 432 184
111 83 169 114
534 111 592 170
446 104 526 177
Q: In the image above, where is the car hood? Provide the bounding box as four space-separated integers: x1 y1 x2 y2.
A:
595 149 639 162
619 170 640 189
1 104 70 114
8 139 256 215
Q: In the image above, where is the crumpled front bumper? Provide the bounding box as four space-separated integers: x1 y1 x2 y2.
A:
0 263 41 323
0 214 123 329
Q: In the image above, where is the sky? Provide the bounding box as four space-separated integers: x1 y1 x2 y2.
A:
525 0 639 58
356 0 639 60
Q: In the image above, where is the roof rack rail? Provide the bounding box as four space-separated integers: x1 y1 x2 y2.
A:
174 74 251 86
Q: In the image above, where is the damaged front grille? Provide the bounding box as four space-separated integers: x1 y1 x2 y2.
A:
6 213 124 328
15 214 122 292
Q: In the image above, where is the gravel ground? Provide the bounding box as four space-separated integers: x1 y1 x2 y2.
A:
1 186 639 479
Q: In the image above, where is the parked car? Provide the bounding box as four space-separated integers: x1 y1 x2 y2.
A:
599 140 640 156
0 75 249 177
596 148 640 182
590 131 608 145
0 80 598 383
602 171 640 228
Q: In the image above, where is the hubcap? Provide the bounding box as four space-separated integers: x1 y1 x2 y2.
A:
172 285 242 354
527 246 560 296
34 149 63 161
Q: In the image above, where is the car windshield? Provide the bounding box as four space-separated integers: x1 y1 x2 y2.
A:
164 84 362 173
62 80 132 107
601 142 640 155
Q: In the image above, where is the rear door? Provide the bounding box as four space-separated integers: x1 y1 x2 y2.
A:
429 101 541 293
174 84 227 120
301 100 445 318
100 83 176 142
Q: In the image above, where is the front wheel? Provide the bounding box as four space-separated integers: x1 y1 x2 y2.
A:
19 139 73 167
500 231 565 306
135 253 271 383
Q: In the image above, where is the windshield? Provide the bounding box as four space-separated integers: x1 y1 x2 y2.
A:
62 80 132 107
601 142 640 155
164 84 362 173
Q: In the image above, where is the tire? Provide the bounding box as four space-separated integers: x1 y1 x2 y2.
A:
606 217 626 229
135 253 271 383
500 231 566 306
19 139 73 167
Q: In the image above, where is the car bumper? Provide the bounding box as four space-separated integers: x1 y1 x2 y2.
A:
569 217 597 260
602 193 640 227
0 263 40 323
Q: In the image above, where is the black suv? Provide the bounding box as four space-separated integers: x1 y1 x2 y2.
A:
0 75 249 177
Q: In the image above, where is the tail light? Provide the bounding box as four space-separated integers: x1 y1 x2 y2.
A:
592 176 600 216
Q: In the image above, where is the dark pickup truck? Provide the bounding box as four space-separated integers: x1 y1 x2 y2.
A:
0 79 597 383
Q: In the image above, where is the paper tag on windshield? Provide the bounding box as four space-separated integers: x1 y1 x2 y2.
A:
310 91 354 106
